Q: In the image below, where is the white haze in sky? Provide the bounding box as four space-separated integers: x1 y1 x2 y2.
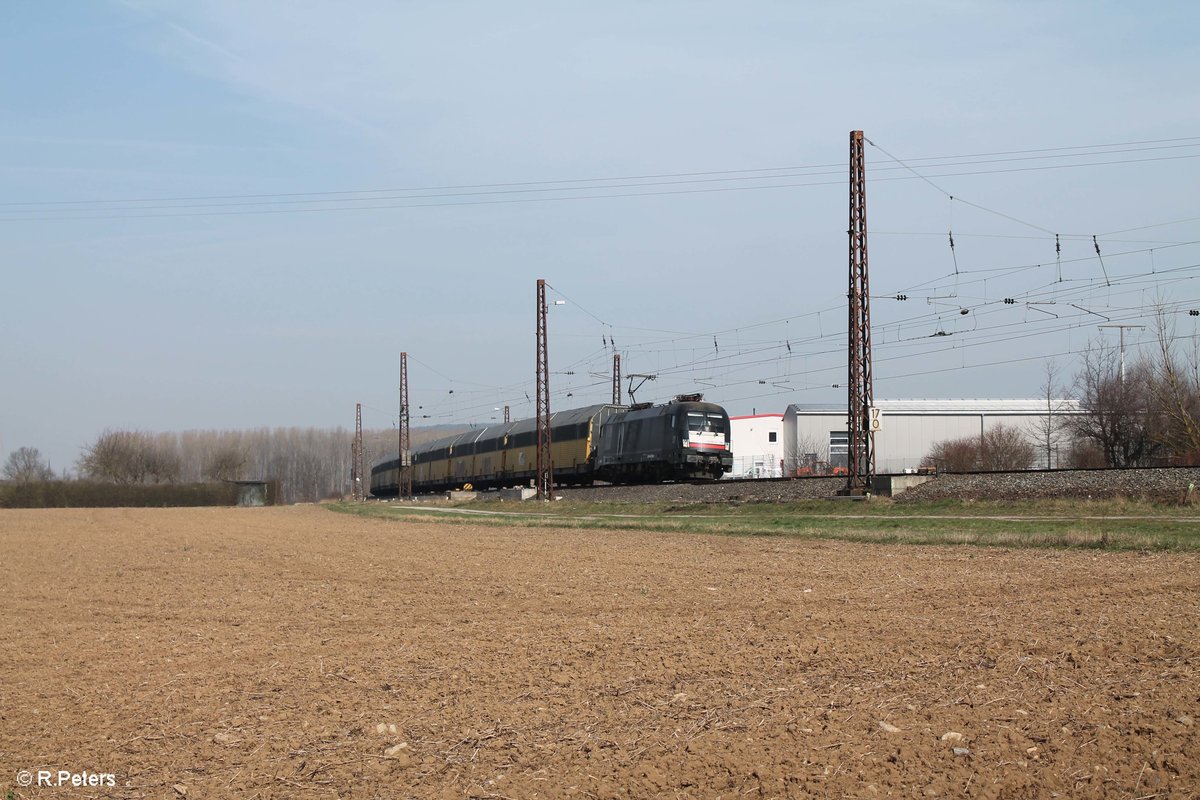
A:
2 1 1198 471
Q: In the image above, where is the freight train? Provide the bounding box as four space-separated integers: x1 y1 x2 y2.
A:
370 394 732 496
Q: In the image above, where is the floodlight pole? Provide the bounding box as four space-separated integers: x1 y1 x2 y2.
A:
1097 324 1144 383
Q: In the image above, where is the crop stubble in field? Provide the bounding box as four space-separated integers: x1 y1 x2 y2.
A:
1 507 1197 798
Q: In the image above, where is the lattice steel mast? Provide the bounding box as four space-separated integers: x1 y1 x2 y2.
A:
845 130 875 495
535 279 552 500
399 352 412 499
353 402 364 501
612 353 622 405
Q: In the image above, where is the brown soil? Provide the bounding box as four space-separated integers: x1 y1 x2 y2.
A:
1 507 1198 799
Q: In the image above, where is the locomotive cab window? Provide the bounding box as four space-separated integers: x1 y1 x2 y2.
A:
686 412 726 434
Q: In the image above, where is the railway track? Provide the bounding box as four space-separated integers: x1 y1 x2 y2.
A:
391 465 1200 505
556 466 1200 504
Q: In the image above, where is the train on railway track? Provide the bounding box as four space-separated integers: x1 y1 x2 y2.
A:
370 394 733 496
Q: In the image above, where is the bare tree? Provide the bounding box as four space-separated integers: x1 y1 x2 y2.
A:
783 432 831 475
2 447 54 483
924 425 1035 472
1148 312 1200 464
1065 440 1106 469
204 446 247 481
1069 340 1161 467
78 430 149 484
77 430 180 484
979 425 1036 471
1029 359 1070 468
922 436 979 472
145 432 182 484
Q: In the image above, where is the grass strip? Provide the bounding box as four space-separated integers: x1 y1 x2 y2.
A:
330 498 1200 552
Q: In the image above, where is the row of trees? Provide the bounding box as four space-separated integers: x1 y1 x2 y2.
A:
3 425 468 505
4 429 359 504
1068 318 1200 467
72 427 364 503
924 318 1200 471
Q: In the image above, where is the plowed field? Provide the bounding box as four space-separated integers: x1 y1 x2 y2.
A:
2 506 1198 798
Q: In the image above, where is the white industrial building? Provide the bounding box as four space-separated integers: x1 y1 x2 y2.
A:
728 414 785 477
730 399 1084 478
778 399 1079 474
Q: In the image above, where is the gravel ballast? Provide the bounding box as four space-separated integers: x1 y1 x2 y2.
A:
554 467 1200 504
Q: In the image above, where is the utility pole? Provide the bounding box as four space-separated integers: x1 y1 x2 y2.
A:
844 130 875 496
399 352 412 499
354 402 364 501
612 353 622 405
535 278 552 500
1098 324 1145 383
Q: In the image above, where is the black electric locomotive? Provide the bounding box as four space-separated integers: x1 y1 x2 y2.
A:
593 394 732 482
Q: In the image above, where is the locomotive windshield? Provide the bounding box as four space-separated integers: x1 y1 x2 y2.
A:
685 412 727 434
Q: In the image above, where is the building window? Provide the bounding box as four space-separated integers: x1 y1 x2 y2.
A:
829 431 849 468
768 432 778 443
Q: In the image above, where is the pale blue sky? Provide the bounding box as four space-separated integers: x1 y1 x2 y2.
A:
3 1 1199 471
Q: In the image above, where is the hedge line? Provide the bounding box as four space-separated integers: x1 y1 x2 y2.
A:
0 481 277 508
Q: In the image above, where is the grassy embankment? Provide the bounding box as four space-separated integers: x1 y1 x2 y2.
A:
331 496 1200 551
